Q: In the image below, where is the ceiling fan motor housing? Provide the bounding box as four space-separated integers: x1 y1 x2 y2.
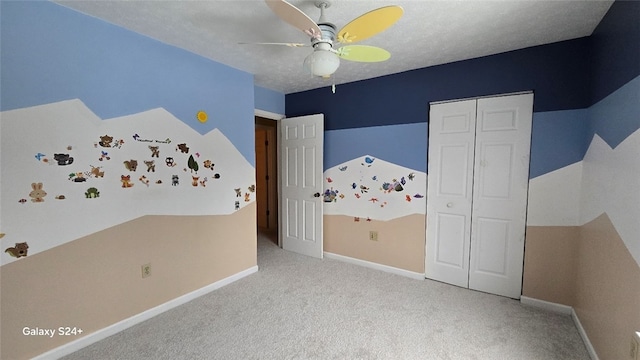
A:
312 22 337 49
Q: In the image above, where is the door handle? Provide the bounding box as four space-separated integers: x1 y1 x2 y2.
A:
447 202 453 208
313 192 321 198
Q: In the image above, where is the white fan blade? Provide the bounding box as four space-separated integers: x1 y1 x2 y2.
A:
239 42 308 48
265 0 322 39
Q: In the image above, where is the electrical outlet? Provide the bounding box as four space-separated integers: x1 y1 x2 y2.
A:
369 231 378 241
141 263 151 278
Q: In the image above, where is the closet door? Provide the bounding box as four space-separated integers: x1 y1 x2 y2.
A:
468 94 533 298
425 99 477 288
426 93 533 299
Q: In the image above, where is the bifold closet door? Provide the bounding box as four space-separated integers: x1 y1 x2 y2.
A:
468 94 532 298
425 99 477 288
426 93 533 299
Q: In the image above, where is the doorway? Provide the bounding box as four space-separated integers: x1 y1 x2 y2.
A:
255 116 278 244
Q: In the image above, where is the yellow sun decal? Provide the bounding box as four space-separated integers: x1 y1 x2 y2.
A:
197 110 208 123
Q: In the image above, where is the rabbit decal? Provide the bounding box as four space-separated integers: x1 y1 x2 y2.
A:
29 182 47 202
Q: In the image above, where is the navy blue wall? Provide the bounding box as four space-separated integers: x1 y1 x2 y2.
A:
589 0 640 148
286 37 591 131
286 0 638 178
590 0 640 106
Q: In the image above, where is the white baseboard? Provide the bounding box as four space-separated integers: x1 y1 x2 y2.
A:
520 296 599 360
520 296 572 315
34 265 259 360
571 308 600 360
324 252 424 280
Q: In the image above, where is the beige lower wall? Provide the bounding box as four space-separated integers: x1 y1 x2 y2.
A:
324 214 426 274
0 203 257 360
522 225 580 306
574 213 640 360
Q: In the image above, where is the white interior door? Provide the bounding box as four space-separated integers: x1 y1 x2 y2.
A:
425 93 533 299
279 114 324 259
468 94 533 298
425 99 477 288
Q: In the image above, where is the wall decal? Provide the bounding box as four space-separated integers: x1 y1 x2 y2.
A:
53 153 74 166
324 188 338 202
123 160 138 172
234 188 242 197
18 199 27 204
248 185 255 193
191 176 199 187
244 193 251 202
69 172 87 183
148 146 160 158
139 175 150 187
1 100 256 264
89 165 105 178
197 110 208 123
29 182 47 202
5 242 29 258
98 135 113 147
143 160 155 172
235 201 240 210
203 160 214 170
85 187 100 198
98 151 111 161
120 175 134 188
187 155 199 173
324 155 427 221
176 143 189 153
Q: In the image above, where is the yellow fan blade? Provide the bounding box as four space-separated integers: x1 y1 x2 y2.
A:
338 45 390 62
265 0 322 39
337 5 403 44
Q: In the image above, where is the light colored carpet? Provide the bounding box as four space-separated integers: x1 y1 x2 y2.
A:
62 231 590 360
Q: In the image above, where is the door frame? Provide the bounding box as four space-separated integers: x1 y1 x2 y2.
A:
255 109 285 247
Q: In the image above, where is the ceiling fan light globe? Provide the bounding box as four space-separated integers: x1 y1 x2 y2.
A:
303 50 340 77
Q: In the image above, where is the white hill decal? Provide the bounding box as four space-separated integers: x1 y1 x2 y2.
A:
323 155 427 221
580 130 640 265
0 99 254 265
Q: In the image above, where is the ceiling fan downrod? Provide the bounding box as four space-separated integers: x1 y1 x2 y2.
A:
313 1 336 50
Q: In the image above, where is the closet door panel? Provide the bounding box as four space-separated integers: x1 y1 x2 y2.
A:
469 93 533 299
426 99 476 288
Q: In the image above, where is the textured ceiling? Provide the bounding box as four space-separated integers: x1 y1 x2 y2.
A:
55 0 613 94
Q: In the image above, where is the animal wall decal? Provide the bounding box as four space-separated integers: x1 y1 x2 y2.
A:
85 187 100 198
98 135 113 147
144 160 155 172
123 160 138 172
148 146 160 158
120 175 134 188
53 153 74 165
5 242 29 258
29 182 47 202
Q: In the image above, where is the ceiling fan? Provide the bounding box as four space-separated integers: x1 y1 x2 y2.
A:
259 0 403 79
